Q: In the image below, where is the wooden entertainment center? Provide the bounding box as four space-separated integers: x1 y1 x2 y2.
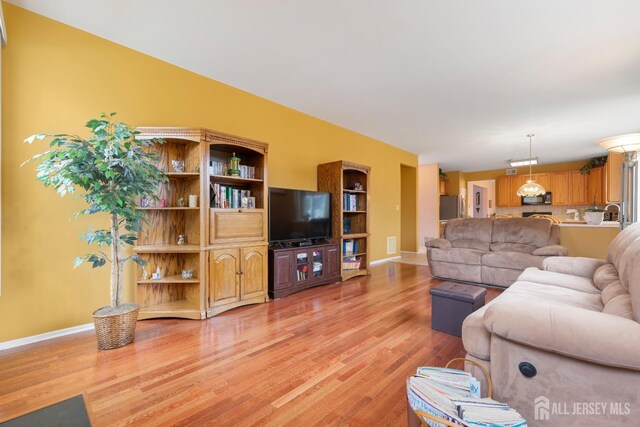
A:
133 127 269 319
268 242 341 299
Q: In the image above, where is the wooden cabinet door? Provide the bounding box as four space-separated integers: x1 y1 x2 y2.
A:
569 171 589 205
550 172 570 205
326 245 340 278
496 175 510 207
209 249 241 307
606 153 625 203
240 246 267 300
272 250 294 291
534 173 551 191
508 175 526 207
587 166 605 205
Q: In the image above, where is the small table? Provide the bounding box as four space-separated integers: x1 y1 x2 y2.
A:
430 281 486 337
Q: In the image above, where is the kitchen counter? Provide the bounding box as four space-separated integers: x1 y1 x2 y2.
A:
559 221 620 228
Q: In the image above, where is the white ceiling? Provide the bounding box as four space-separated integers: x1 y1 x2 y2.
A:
9 0 640 171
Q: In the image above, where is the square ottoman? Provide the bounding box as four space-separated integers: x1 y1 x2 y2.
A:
430 282 486 336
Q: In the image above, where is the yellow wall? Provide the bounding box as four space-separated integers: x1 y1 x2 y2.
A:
457 160 588 182
0 4 417 342
400 165 417 252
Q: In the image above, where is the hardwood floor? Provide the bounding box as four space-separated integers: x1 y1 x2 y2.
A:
0 263 500 426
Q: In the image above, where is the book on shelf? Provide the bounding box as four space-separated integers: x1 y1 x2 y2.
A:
211 183 251 209
209 161 256 179
343 193 359 211
343 239 354 255
407 366 527 427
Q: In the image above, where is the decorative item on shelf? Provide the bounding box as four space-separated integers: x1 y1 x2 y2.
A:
515 133 546 197
580 155 607 175
151 266 162 280
158 198 167 208
247 196 256 209
439 168 448 180
354 181 364 191
176 196 186 207
343 218 351 234
171 159 185 173
188 194 198 208
241 196 249 209
177 234 186 245
227 152 241 176
141 266 149 280
597 133 640 230
140 196 152 208
181 269 194 280
23 113 166 349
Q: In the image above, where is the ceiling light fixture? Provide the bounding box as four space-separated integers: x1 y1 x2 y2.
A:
597 133 640 229
516 134 546 197
509 158 538 167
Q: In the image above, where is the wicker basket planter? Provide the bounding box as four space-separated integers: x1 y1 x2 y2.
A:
92 303 140 350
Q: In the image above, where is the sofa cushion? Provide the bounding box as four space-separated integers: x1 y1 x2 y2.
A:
429 262 482 283
603 294 633 320
506 281 604 312
593 263 620 291
430 247 483 265
481 252 543 271
481 266 522 288
462 304 492 360
491 217 552 248
616 236 640 321
444 218 494 244
489 243 535 254
451 239 489 251
518 267 599 294
601 280 627 305
607 222 640 266
532 245 568 257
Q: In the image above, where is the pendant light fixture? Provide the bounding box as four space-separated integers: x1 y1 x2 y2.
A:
516 134 546 197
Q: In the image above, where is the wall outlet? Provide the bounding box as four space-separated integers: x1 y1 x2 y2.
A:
387 236 397 255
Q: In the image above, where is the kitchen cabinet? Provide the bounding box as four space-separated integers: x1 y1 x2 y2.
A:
587 166 605 205
534 173 551 191
550 172 570 205
606 153 625 203
569 171 589 205
496 175 511 207
508 175 526 207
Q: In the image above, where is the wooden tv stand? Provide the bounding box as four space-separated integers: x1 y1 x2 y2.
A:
268 242 341 299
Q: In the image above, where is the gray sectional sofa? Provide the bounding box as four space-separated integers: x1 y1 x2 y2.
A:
426 217 568 287
461 222 640 426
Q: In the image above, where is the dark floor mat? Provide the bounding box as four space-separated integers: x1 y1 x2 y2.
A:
1 395 90 427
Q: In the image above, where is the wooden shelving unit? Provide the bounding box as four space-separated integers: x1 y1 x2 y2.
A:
133 127 270 319
133 128 205 320
318 160 371 280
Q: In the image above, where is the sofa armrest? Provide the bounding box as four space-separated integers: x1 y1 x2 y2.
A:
483 298 640 371
542 256 607 278
532 245 568 256
425 238 452 249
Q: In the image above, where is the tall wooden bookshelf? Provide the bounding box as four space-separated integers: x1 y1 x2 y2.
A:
133 128 269 319
318 161 371 280
134 128 205 320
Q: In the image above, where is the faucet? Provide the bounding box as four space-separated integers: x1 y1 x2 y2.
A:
604 204 620 222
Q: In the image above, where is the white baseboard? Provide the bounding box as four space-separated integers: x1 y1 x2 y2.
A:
0 323 94 351
370 256 401 266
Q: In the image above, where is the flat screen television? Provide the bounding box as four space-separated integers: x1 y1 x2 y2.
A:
268 187 332 243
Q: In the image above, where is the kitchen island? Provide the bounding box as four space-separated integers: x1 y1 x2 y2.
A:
559 221 620 259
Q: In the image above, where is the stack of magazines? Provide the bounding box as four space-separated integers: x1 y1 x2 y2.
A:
407 366 527 427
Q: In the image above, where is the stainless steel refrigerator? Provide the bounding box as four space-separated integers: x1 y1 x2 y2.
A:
440 195 463 220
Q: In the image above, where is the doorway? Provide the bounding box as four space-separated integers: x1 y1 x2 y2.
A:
466 180 496 218
400 165 417 252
